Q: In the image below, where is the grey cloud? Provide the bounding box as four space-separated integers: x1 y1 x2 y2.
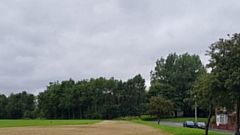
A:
1 0 240 95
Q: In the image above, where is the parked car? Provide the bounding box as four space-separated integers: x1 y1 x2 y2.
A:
195 122 206 129
183 121 195 128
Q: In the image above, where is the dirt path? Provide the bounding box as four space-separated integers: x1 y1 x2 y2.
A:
0 120 169 135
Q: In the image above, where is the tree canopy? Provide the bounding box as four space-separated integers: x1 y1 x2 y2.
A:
206 33 240 135
150 53 206 116
190 73 227 135
1 74 146 119
147 95 174 124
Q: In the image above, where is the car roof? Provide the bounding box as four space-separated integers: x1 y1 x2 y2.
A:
186 121 194 123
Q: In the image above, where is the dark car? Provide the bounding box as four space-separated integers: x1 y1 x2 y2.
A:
183 121 195 128
195 122 206 129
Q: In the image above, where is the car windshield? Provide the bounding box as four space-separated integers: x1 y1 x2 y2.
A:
197 122 205 125
187 121 194 124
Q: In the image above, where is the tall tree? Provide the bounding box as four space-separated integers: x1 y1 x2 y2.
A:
150 53 206 116
122 74 146 117
0 94 7 119
189 73 228 135
206 33 240 135
5 91 35 119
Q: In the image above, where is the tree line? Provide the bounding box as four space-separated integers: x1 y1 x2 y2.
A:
0 52 206 120
0 75 146 119
38 75 146 119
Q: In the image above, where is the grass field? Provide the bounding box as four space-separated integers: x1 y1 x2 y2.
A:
140 115 208 123
161 117 208 122
0 119 102 128
131 120 228 135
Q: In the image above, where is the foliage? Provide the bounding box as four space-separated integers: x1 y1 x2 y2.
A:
37 74 146 119
113 116 140 121
0 94 7 119
150 53 206 116
147 95 174 124
2 91 35 119
0 74 146 120
206 33 240 134
140 115 157 121
210 116 216 124
185 73 225 135
206 33 240 104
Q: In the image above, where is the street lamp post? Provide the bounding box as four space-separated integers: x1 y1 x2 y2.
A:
194 95 197 123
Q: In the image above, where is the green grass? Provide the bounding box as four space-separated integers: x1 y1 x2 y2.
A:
161 117 208 123
139 115 208 122
0 119 102 128
140 115 157 121
131 120 228 135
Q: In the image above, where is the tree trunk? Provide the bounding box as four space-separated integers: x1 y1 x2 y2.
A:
79 107 82 119
61 110 64 119
174 110 178 117
72 108 75 119
205 104 213 135
235 97 240 135
157 109 160 124
68 109 70 119
157 116 160 124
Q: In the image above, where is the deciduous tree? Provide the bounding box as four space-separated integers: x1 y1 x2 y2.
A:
150 53 206 116
147 95 174 124
206 33 240 135
189 73 228 135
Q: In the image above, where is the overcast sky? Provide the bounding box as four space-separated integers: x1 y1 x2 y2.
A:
1 0 240 95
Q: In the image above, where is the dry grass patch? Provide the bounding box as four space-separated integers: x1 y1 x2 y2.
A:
0 120 169 135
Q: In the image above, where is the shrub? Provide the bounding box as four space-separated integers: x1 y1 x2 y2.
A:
140 115 157 121
210 116 216 123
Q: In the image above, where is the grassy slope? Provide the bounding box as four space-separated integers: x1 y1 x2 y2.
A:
161 117 208 122
0 119 102 128
140 115 208 122
131 120 228 135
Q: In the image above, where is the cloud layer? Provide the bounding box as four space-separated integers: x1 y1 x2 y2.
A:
1 0 240 95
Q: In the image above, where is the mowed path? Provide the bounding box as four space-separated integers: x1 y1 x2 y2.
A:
0 120 169 135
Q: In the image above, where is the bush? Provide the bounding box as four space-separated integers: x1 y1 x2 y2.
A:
114 116 139 120
210 116 216 123
92 113 103 119
140 115 157 121
23 111 36 119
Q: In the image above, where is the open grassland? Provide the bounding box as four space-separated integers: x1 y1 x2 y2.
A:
131 120 228 135
0 119 102 128
0 120 169 135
